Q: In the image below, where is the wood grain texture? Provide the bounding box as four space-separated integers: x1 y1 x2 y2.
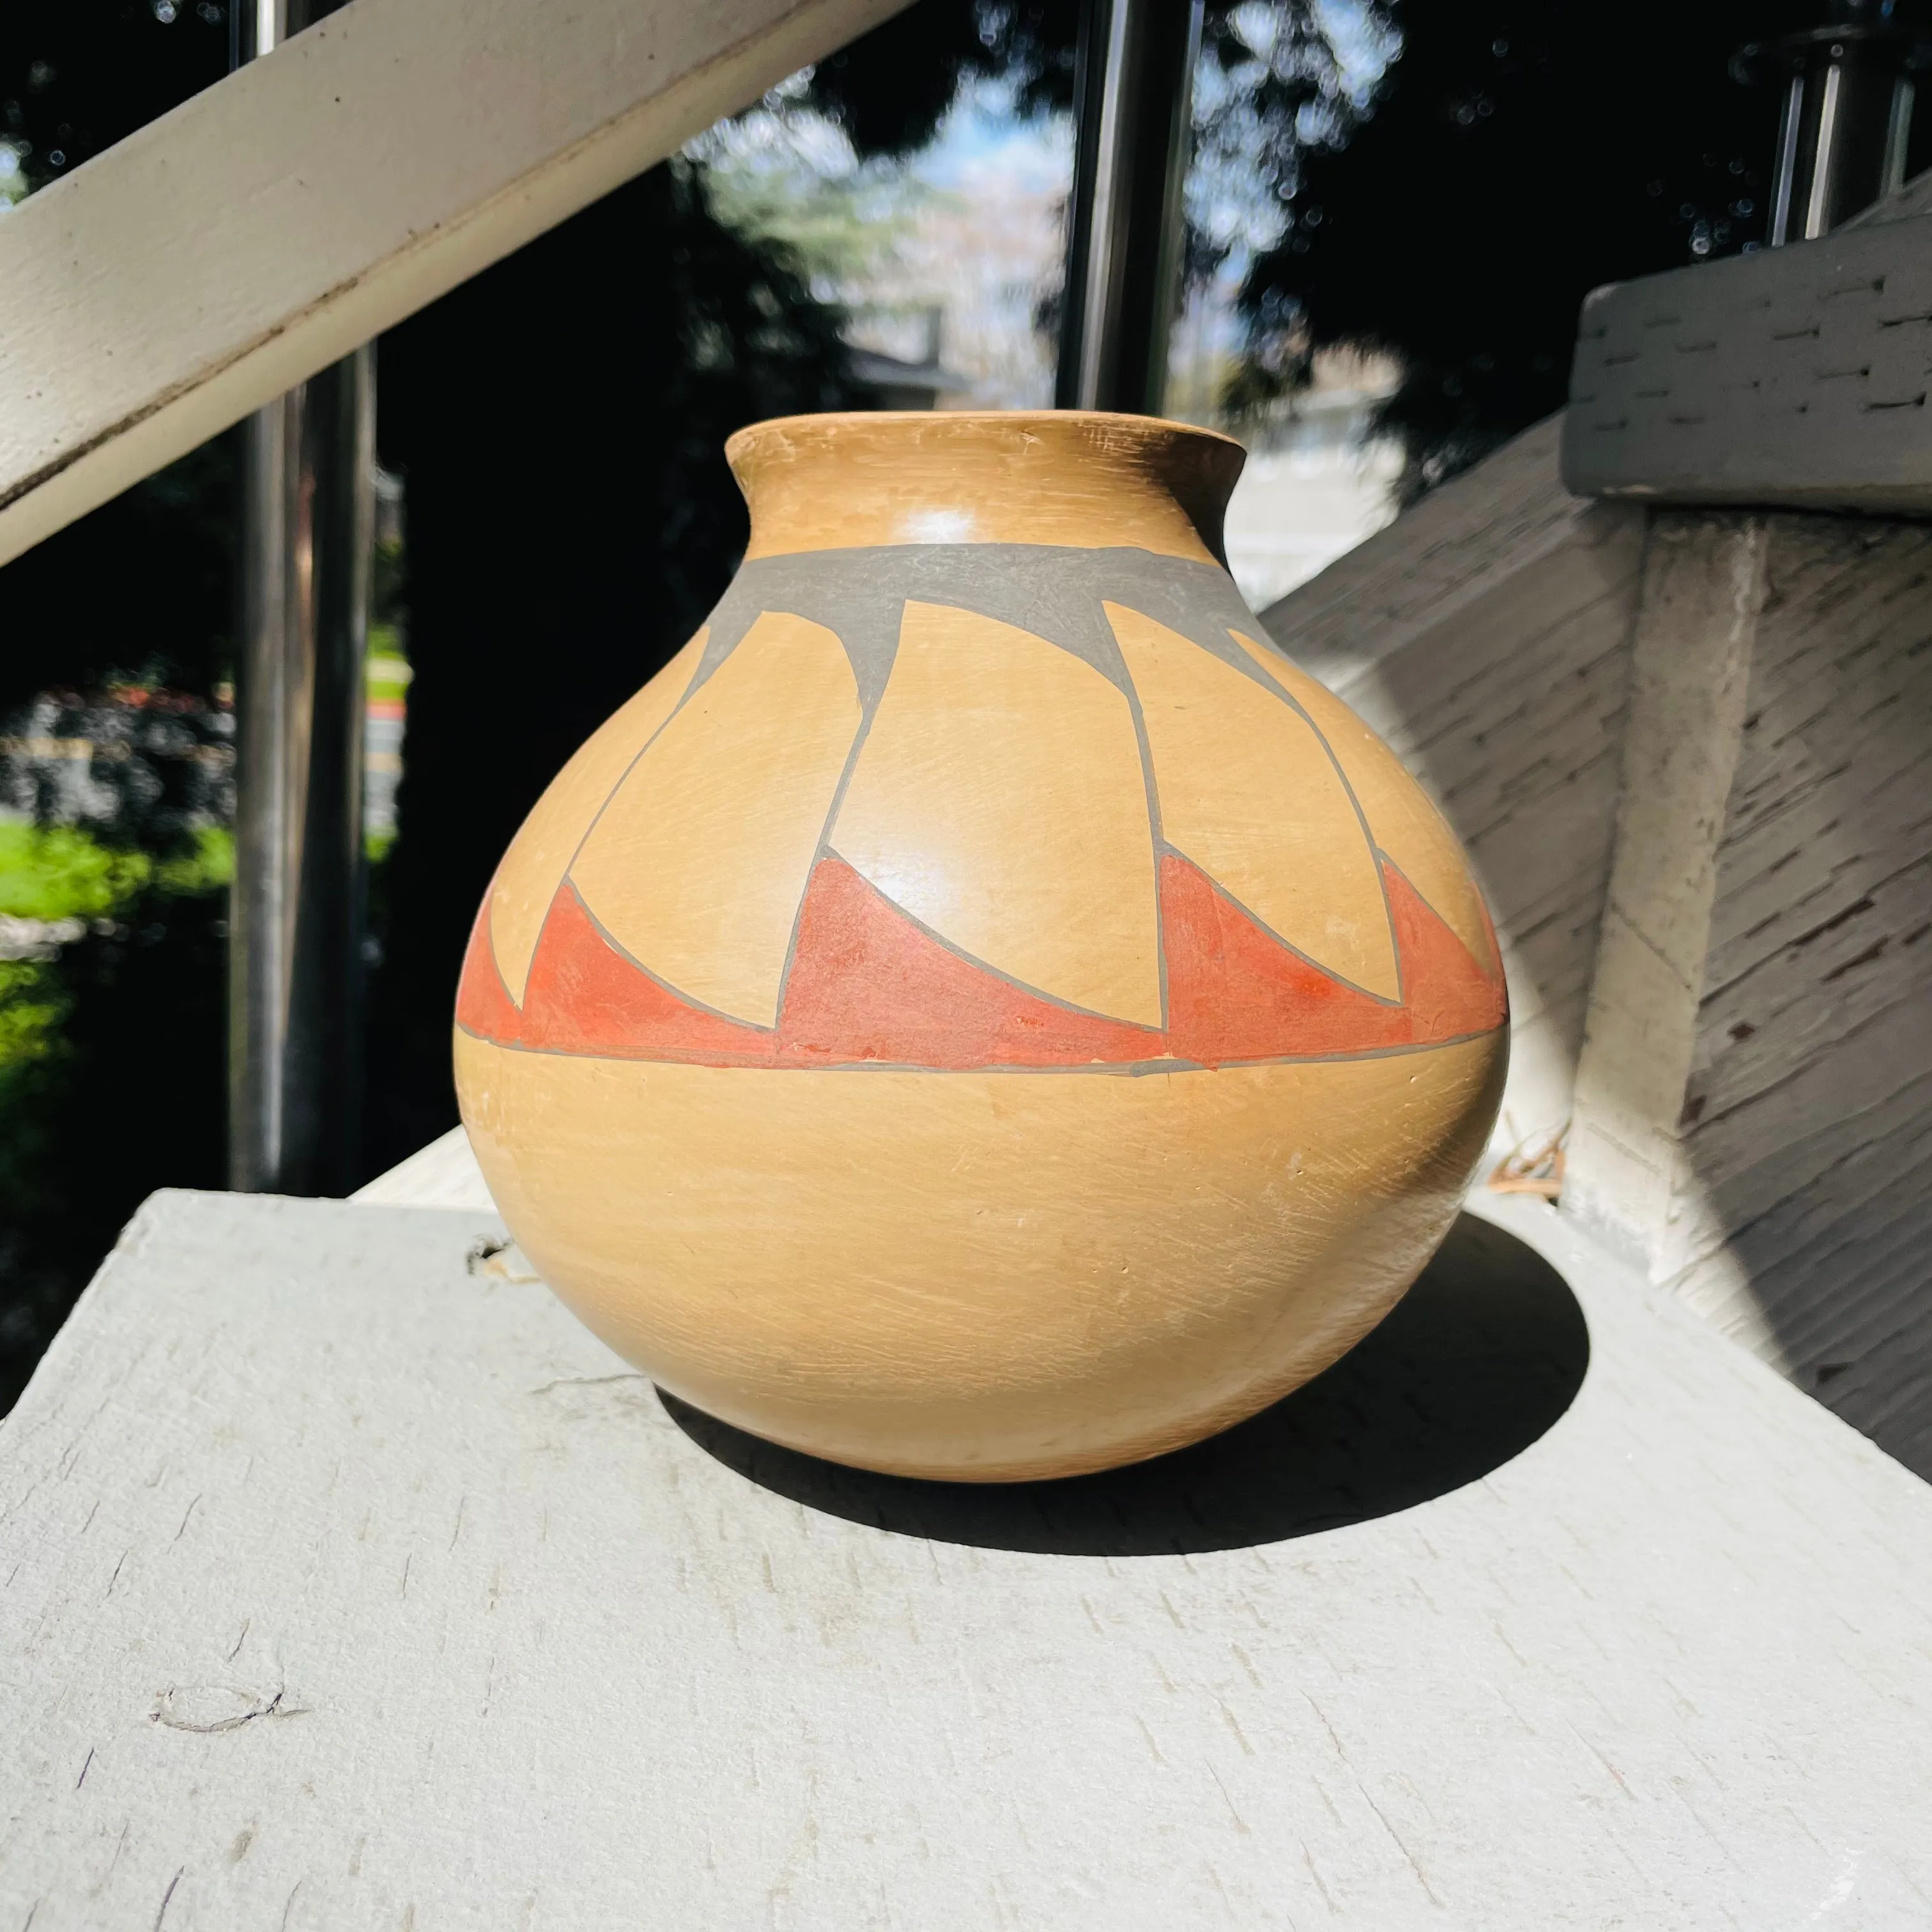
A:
1262 418 1645 1161
1669 514 1932 1473
1563 211 1932 512
1542 505 1932 1476
4 1189 1931 1928
0 0 912 567
1565 514 1770 1276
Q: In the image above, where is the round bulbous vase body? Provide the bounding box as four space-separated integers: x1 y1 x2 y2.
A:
454 411 1507 1482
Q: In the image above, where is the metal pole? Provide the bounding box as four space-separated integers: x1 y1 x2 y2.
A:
1738 16 1931 247
229 0 372 1195
1055 0 1204 414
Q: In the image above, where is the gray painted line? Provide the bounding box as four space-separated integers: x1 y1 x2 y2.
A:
556 638 712 916
1377 850 1498 979
473 903 522 1011
1228 625 1406 1006
518 544 1438 1052
772 652 889 1027
456 1026 1498 1075
1120 652 1172 1033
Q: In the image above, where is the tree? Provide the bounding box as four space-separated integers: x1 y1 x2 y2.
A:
813 1 1880 497
1236 0 1841 496
0 4 235 712
0 4 238 1413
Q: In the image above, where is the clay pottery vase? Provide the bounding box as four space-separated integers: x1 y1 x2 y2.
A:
454 411 1507 1482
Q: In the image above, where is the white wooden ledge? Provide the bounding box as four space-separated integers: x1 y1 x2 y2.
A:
1561 169 1932 513
349 1122 493 1209
0 0 908 567
3 1188 1931 1928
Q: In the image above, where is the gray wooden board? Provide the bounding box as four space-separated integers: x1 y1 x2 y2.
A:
1674 512 1932 1473
4 1190 1932 1929
1562 213 1932 512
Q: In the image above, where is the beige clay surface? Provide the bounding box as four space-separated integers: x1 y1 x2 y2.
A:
456 413 1508 1478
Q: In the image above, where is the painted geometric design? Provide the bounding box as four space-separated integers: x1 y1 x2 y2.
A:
1108 601 1401 1000
457 546 1506 1074
1229 629 1501 977
487 627 704 1006
830 601 1162 1025
567 610 858 1027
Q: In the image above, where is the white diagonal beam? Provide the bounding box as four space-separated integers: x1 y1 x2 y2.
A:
0 0 908 567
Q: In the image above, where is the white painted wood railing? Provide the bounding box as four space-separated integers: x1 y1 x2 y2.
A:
0 0 909 569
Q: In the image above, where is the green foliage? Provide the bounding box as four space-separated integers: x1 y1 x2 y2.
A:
0 960 68 1083
0 823 150 923
0 822 229 932
154 825 234 898
0 873 229 1413
0 960 71 1273
0 824 231 1106
365 637 412 709
703 141 946 289
0 818 231 1411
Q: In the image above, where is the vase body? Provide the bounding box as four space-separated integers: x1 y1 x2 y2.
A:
454 411 1507 1482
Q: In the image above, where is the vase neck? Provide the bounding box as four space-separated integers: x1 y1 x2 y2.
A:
726 411 1245 567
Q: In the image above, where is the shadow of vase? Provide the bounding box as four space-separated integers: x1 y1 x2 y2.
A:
661 1210 1589 1556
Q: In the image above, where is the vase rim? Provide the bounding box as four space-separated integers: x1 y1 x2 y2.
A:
725 410 1247 568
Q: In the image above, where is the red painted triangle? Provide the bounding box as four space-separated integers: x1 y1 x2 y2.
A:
1161 851 1411 1064
777 855 1162 1066
454 896 529 1043
1383 860 1508 1044
1162 850 1505 1065
518 882 776 1062
461 847 1505 1070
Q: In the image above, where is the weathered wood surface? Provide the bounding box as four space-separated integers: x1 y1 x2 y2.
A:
1565 514 1770 1285
1556 505 1932 1476
4 1188 1931 1928
1673 513 1932 1469
1562 206 1932 513
1262 422 1932 1477
1263 417 1643 1166
0 0 909 569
